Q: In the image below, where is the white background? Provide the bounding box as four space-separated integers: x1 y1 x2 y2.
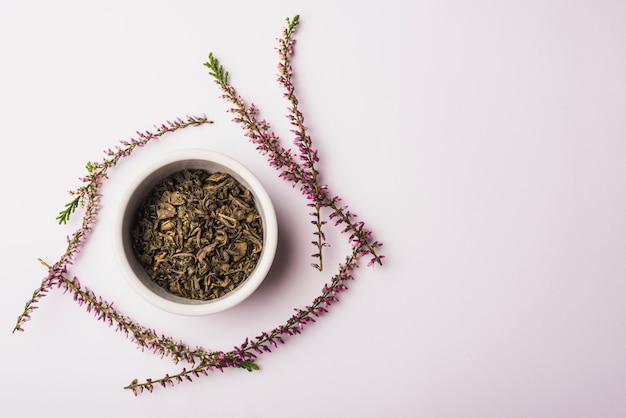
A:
1 1 626 417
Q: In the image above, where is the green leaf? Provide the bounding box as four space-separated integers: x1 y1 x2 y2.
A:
56 197 80 225
203 52 229 85
236 359 260 372
287 15 300 32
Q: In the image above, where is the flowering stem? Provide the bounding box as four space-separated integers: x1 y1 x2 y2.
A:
325 195 384 267
124 245 362 394
204 20 383 269
277 15 327 271
12 115 212 333
205 54 305 184
33 259 220 365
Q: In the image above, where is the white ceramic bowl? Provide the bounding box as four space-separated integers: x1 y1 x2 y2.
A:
114 149 277 315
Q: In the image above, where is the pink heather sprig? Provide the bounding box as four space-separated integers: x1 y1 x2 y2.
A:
204 55 305 185
124 245 361 395
275 16 383 267
12 261 68 331
12 115 211 334
35 258 221 366
324 195 384 267
204 16 384 269
276 15 328 271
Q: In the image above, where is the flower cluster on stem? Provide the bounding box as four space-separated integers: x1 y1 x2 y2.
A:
12 115 211 334
36 258 214 364
276 16 328 271
204 15 384 270
125 245 361 395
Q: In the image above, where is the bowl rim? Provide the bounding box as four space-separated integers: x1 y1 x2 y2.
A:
113 148 277 315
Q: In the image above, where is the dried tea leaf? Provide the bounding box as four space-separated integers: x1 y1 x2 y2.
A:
130 170 263 300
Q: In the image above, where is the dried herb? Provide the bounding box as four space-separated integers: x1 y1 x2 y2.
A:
131 170 263 300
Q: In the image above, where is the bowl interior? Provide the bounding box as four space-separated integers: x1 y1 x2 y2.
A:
117 151 277 315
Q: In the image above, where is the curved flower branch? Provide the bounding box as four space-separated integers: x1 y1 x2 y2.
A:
124 246 361 395
12 115 212 334
204 15 384 270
